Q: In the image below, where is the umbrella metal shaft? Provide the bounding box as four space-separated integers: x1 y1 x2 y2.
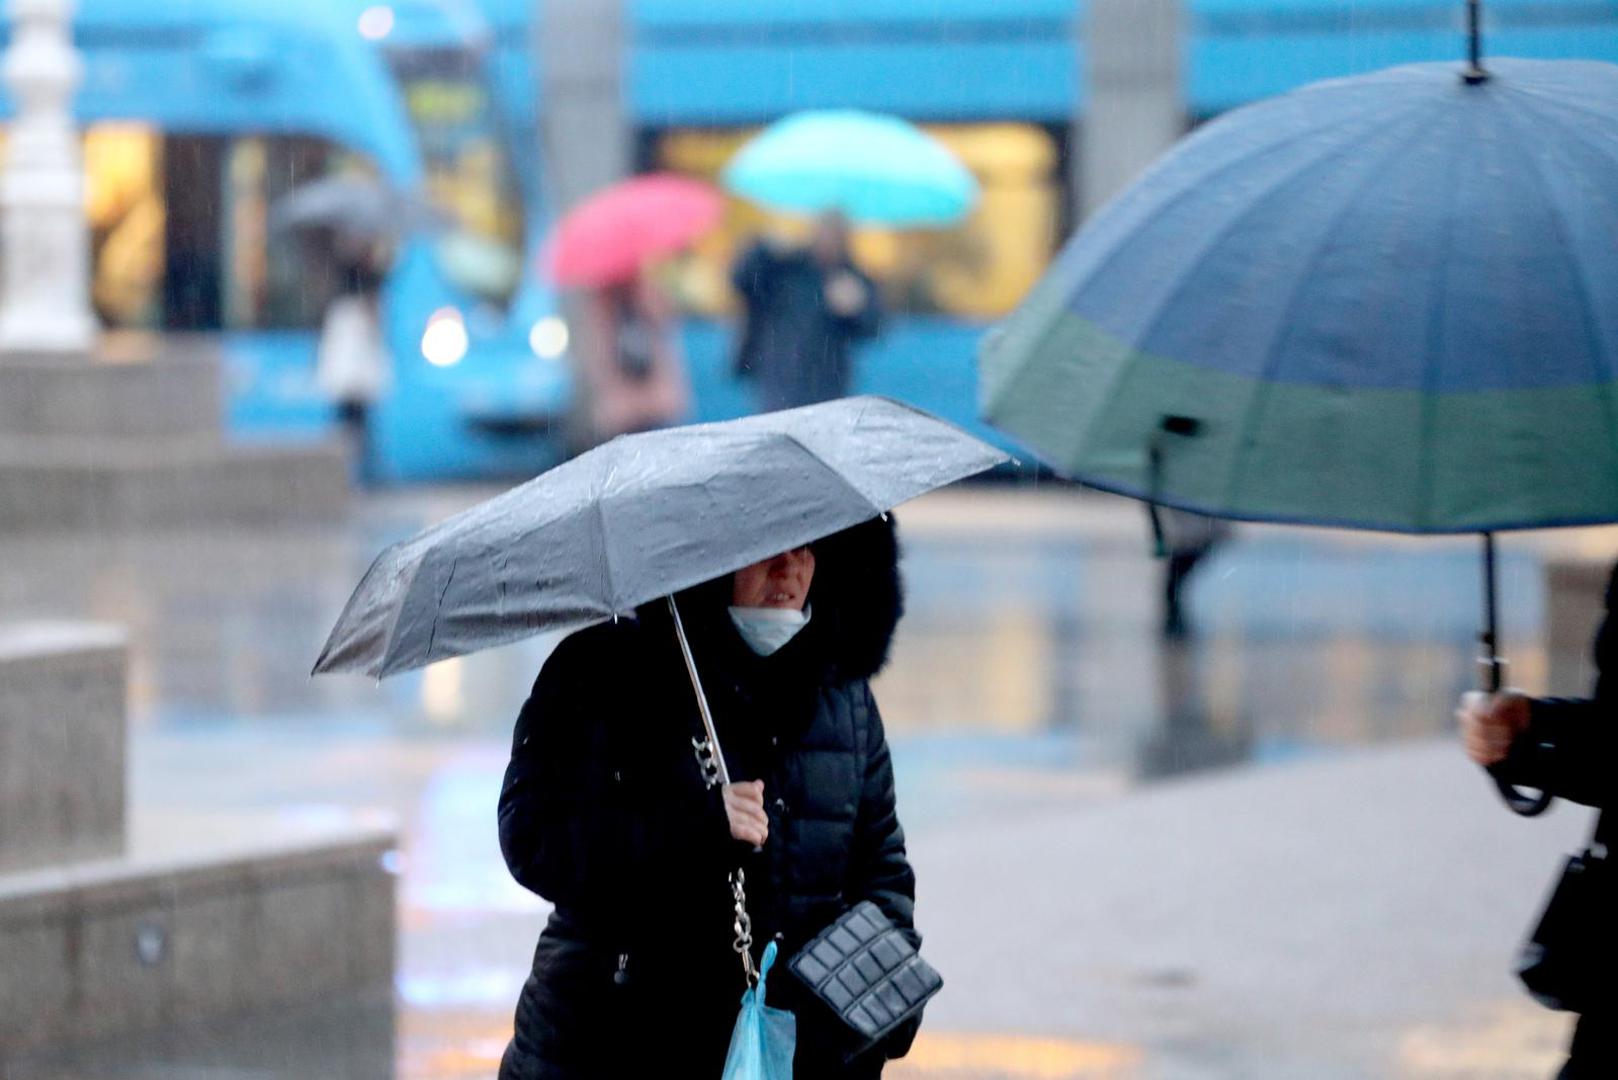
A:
1480 530 1502 693
667 595 731 787
1464 0 1489 83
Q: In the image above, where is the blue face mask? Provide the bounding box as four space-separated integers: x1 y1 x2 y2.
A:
728 604 811 656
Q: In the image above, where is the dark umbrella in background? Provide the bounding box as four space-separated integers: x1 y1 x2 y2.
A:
270 173 445 247
314 396 1006 780
982 11 1618 815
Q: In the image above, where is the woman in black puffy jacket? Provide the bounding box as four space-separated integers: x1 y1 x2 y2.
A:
497 515 922 1078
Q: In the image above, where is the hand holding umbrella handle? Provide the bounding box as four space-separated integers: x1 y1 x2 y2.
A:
670 597 767 853
1477 650 1552 818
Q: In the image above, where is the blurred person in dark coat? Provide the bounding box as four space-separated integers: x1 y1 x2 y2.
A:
1458 564 1614 1077
1156 507 1232 638
732 212 881 412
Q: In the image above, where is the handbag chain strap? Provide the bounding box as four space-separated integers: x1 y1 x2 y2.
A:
731 868 759 987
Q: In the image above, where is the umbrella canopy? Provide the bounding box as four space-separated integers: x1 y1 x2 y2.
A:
270 174 444 244
314 396 1006 678
545 173 724 288
981 59 1618 535
723 110 979 228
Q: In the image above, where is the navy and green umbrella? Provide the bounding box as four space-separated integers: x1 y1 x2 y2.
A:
982 57 1618 813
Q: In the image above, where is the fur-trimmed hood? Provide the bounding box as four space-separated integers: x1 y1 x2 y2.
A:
799 511 903 680
646 512 904 684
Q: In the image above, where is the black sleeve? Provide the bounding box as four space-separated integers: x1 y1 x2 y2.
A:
847 684 922 1060
1500 562 1617 811
497 633 601 906
1502 697 1611 810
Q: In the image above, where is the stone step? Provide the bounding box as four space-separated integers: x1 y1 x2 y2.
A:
0 807 397 1052
0 336 222 443
0 439 350 532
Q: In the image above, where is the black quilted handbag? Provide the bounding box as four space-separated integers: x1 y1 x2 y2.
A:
787 901 942 1056
1516 824 1611 1013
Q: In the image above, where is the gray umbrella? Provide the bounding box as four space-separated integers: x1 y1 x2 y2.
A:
313 396 1007 681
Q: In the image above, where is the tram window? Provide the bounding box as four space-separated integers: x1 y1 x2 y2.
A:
84 124 165 328
648 123 1065 321
389 49 526 307
77 126 336 333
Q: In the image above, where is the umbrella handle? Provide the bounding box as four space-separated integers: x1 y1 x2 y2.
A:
1480 650 1549 815
1477 536 1551 817
1488 764 1551 816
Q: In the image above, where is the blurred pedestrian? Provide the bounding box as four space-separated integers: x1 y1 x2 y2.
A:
1457 563 1614 1078
1155 507 1232 638
496 516 924 1079
732 212 881 412
579 270 690 443
316 238 391 486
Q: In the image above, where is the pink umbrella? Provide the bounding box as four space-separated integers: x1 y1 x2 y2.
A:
545 173 724 288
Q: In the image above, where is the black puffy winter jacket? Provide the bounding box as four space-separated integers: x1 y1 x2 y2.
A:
497 517 922 1079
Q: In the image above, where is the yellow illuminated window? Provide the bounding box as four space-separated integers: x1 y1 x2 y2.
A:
83 123 165 327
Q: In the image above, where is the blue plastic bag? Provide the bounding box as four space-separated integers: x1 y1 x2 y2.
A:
721 941 797 1080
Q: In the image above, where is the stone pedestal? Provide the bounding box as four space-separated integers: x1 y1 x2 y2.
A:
0 623 397 1054
0 0 97 356
0 812 396 1051
0 337 348 532
0 623 126 873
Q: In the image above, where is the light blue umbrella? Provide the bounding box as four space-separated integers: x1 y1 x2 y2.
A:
723 110 979 228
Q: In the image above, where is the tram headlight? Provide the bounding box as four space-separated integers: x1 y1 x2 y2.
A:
529 316 569 361
358 6 395 41
421 307 469 367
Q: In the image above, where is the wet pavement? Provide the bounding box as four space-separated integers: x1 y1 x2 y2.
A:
0 485 1601 1078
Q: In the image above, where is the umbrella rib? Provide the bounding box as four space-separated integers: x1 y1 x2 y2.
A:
1499 82 1618 133
592 493 621 615
1221 110 1449 515
1502 90 1618 196
420 557 463 666
1126 99 1444 368
992 108 1417 464
983 105 1417 456
1411 113 1472 535
1491 98 1618 500
1068 101 1421 315
373 552 435 678
779 431 888 518
1066 103 1441 485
